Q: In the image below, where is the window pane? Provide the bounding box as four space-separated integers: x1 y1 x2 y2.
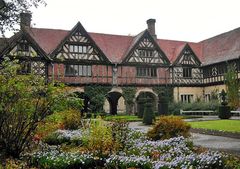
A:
69 45 74 52
83 46 87 53
79 46 83 53
82 65 87 76
87 66 91 76
73 46 77 52
79 65 83 76
74 65 78 75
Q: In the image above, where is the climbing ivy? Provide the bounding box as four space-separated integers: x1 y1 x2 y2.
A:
84 85 111 113
122 87 136 114
153 86 173 102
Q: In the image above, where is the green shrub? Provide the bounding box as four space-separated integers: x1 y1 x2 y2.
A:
147 116 190 140
218 105 231 119
81 118 116 157
169 101 219 115
168 102 183 115
143 103 155 125
63 109 81 130
43 132 69 145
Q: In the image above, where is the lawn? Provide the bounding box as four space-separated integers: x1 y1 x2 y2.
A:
104 115 202 122
104 115 142 121
188 120 240 133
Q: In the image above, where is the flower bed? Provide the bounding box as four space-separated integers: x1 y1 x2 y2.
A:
43 129 83 145
29 150 95 169
27 129 226 169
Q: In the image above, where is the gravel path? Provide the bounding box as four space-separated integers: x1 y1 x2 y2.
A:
128 121 240 155
191 133 240 155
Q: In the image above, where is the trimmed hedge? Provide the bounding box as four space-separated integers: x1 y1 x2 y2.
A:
143 103 155 125
218 105 231 119
169 101 219 115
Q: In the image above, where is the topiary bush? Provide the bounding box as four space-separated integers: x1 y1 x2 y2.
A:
218 105 231 119
137 98 145 118
143 102 155 125
147 116 190 140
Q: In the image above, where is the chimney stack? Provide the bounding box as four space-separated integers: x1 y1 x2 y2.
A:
20 12 32 29
147 19 157 39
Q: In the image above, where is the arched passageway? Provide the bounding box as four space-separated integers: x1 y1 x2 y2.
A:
106 91 124 115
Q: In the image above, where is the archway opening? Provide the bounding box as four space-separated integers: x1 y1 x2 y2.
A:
106 91 123 115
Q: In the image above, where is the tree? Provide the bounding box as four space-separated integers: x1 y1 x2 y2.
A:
224 64 240 110
0 0 46 35
0 58 68 158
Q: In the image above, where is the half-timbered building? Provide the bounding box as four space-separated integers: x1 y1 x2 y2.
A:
1 13 240 114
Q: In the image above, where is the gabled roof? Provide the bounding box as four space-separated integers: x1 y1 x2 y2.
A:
3 22 239 66
121 30 145 62
26 28 69 55
89 32 133 63
157 39 203 64
0 29 49 60
122 30 170 65
201 27 240 65
20 27 204 64
172 43 201 66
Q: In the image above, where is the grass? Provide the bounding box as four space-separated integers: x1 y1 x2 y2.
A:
104 115 202 122
104 115 142 122
188 120 240 133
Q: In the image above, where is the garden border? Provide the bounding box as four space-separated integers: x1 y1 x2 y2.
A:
190 128 240 139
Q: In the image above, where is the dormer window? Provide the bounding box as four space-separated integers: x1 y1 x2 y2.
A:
69 45 87 53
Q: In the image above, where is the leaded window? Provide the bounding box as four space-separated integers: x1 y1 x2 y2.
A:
17 61 31 74
183 67 192 78
136 67 157 77
180 94 193 103
138 49 153 57
65 65 91 76
69 45 87 53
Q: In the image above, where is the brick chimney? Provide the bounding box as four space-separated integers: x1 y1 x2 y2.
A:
20 12 32 29
147 19 157 39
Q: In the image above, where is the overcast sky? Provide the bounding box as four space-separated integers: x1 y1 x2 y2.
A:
19 0 240 42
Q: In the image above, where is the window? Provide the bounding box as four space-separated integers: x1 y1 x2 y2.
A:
212 67 218 76
69 45 87 53
17 61 31 74
183 67 192 78
18 43 29 52
65 65 91 76
138 49 153 57
136 67 157 77
180 94 193 103
204 94 211 102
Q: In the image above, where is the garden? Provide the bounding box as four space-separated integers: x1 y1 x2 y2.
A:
0 59 240 169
